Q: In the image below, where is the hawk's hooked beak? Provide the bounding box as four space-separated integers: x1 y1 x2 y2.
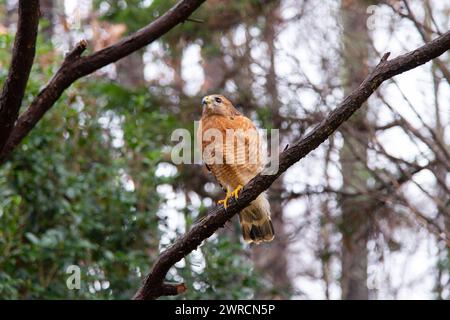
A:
202 96 211 107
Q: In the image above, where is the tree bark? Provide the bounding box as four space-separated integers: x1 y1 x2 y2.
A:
40 0 54 41
0 0 39 153
116 51 145 88
201 35 227 93
339 0 371 300
253 3 291 299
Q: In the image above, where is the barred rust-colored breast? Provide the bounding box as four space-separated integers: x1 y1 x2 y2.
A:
199 114 262 191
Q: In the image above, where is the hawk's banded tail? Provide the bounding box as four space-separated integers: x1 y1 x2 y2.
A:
239 193 274 244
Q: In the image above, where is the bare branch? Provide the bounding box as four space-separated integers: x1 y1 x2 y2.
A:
0 0 39 153
389 0 450 83
0 0 206 164
134 31 450 300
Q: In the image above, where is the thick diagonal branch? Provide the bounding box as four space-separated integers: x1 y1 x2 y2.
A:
0 0 39 152
134 31 450 300
0 0 206 164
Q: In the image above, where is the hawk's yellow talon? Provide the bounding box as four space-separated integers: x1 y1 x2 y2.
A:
218 185 243 208
231 185 243 200
218 192 231 209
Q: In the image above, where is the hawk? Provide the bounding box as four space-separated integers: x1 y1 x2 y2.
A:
198 94 274 244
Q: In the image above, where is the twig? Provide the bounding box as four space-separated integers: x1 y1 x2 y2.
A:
63 39 88 64
390 0 450 83
185 17 204 23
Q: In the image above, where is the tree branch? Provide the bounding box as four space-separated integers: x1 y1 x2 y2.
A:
0 0 206 164
133 31 450 300
0 0 39 153
385 0 450 83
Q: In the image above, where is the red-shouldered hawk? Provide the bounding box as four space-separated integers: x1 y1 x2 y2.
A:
197 94 274 244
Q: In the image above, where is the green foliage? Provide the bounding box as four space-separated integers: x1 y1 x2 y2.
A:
0 33 166 298
93 0 154 33
174 237 262 299
93 0 274 54
256 106 274 130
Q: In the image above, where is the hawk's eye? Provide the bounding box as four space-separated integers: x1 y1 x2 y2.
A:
215 97 222 103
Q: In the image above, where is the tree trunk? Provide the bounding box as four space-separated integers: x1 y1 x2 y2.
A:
201 35 227 93
424 0 450 299
253 3 291 299
339 0 371 300
40 0 54 40
116 51 145 88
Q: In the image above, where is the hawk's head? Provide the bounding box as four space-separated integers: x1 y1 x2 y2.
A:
201 94 239 117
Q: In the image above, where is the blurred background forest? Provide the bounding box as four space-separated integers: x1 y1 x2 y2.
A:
0 0 449 299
